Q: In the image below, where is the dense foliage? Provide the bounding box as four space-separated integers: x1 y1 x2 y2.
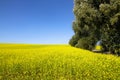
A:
69 0 120 55
0 44 120 79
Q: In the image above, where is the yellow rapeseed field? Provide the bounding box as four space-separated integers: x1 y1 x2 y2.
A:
0 44 120 80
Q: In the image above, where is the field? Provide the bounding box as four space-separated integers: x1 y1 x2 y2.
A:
0 44 120 80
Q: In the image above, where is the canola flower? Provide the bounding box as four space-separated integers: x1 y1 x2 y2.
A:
0 44 120 80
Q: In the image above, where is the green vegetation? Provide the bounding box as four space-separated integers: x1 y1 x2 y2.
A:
0 44 120 80
69 0 120 55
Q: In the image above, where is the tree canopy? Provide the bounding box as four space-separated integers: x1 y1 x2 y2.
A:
69 0 120 55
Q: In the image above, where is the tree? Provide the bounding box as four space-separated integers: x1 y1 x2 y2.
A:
100 0 120 55
69 0 120 55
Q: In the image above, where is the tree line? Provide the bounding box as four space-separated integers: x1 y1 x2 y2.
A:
69 0 120 55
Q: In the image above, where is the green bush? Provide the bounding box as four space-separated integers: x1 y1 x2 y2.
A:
75 37 97 50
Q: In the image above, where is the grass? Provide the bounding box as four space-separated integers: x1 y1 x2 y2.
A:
0 44 120 80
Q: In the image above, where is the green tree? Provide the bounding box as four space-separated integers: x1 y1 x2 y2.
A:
100 0 120 55
69 0 120 55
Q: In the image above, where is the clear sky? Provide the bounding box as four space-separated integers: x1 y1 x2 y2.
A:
0 0 74 44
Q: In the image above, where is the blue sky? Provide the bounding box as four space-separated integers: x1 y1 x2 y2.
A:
0 0 74 44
